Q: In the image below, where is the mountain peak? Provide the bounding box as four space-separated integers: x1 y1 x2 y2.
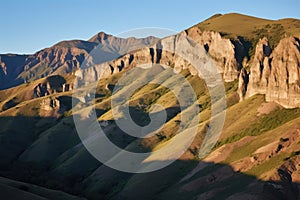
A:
88 31 113 43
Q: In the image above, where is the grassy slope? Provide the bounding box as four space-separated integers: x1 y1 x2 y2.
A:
0 65 299 199
195 13 300 56
197 13 300 40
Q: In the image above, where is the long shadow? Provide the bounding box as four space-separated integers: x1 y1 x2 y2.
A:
113 159 300 200
0 114 299 200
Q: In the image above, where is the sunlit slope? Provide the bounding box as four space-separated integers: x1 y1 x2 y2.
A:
0 62 299 199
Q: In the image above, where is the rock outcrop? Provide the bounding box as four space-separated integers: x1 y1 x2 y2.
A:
266 37 300 108
33 75 66 97
34 83 51 97
237 68 249 101
239 36 300 108
62 83 72 92
183 27 244 82
40 97 62 111
39 97 66 118
246 37 272 97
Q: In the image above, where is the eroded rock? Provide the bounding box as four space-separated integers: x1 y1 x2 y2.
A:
40 98 61 111
240 36 300 108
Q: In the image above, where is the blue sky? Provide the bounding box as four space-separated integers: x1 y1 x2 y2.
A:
1 0 299 54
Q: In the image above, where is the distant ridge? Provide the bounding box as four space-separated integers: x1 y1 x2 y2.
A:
0 31 159 89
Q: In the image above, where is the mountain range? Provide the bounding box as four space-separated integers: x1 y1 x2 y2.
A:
0 32 158 89
0 13 299 200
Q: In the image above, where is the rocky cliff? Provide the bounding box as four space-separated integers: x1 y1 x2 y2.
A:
75 29 247 89
183 27 245 82
1 15 299 110
239 36 300 108
22 46 88 82
0 32 158 89
76 30 300 108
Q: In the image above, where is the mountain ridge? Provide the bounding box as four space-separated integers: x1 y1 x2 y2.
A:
0 13 299 200
74 13 300 108
0 32 159 89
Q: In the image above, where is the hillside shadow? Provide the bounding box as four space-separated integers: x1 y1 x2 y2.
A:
112 159 300 200
0 114 298 200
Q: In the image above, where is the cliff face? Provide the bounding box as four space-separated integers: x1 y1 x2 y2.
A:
239 36 300 108
21 47 88 82
77 30 300 108
184 27 243 82
238 68 249 101
246 37 272 97
266 37 300 108
75 34 199 87
75 28 247 89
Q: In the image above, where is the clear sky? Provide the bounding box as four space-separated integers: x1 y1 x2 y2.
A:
1 0 299 54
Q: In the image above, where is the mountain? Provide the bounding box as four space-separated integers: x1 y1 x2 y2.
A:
77 13 300 108
0 32 159 89
0 13 299 200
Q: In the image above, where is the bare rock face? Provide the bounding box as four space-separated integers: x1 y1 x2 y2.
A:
243 36 300 108
74 34 203 87
75 46 159 87
237 68 249 101
266 37 300 108
246 37 272 97
23 47 88 82
40 98 61 111
34 83 50 97
184 27 241 82
39 97 65 118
